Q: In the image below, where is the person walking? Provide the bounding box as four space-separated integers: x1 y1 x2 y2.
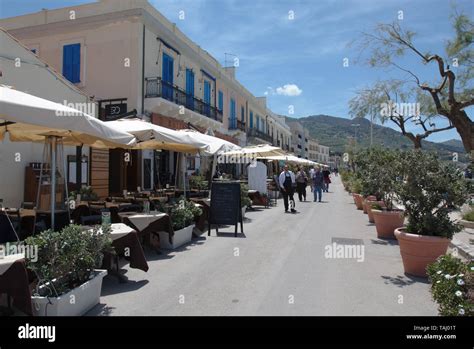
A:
279 164 297 213
295 166 308 202
312 166 324 203
322 167 331 192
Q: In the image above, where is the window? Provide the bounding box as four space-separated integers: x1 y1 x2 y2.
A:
256 115 260 130
230 98 236 129
241 106 245 122
162 53 174 101
218 90 223 111
31 49 37 54
62 43 81 83
249 111 254 128
185 69 194 109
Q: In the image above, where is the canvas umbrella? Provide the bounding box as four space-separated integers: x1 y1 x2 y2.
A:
0 85 137 230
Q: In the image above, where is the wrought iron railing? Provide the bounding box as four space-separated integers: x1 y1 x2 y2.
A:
229 119 246 131
247 128 273 143
145 77 223 122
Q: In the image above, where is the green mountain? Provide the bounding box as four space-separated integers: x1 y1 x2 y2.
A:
287 115 468 163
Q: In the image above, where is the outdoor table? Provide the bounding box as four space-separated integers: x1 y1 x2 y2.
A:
118 212 174 250
0 253 33 315
83 224 148 282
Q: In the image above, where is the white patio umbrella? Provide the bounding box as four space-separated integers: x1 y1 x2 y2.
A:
220 144 285 158
0 85 137 230
106 118 209 153
0 85 136 148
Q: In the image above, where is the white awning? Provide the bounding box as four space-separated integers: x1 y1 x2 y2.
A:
0 85 136 148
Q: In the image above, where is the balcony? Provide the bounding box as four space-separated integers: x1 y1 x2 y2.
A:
145 77 223 122
229 119 246 131
247 128 273 144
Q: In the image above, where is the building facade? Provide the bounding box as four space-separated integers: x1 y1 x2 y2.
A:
0 0 295 195
0 29 95 206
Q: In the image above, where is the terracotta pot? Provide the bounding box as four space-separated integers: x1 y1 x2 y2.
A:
394 228 450 277
353 193 363 210
362 196 377 214
366 201 385 223
372 209 405 239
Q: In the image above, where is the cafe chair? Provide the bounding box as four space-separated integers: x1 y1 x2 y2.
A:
118 204 143 213
80 215 102 226
0 212 20 243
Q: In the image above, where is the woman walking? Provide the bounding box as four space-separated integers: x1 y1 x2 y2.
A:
295 166 308 202
322 167 331 193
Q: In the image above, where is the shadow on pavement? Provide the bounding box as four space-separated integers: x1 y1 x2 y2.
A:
370 239 398 246
100 279 149 296
381 274 429 287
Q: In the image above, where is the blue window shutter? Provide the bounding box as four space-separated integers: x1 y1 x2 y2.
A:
63 43 80 83
250 111 253 128
62 45 73 82
241 106 245 122
204 81 211 104
72 43 81 83
218 91 223 111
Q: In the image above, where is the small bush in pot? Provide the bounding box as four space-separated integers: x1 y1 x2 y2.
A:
394 150 470 276
170 197 202 231
240 183 252 208
427 254 473 316
25 224 112 297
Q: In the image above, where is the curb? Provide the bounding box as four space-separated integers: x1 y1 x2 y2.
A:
450 238 474 261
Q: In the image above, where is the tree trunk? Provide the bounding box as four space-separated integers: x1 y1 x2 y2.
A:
405 133 423 149
449 109 474 156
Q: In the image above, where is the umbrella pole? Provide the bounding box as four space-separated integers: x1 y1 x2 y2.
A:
50 136 57 231
182 153 186 198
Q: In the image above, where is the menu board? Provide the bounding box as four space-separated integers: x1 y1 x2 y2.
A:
208 182 243 237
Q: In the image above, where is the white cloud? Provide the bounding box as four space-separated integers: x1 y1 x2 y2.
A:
275 84 302 96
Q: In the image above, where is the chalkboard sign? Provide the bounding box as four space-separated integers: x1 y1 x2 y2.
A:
208 182 243 237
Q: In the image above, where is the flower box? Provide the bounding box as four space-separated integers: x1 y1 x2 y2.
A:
31 269 107 316
158 224 194 250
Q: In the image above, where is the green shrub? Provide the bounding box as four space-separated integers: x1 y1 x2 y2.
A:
170 197 202 231
189 175 208 191
462 210 474 222
427 254 474 316
240 184 252 208
69 186 98 202
25 224 112 296
396 151 469 238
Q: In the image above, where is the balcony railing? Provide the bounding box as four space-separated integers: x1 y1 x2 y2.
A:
247 128 273 143
229 119 246 131
145 77 223 122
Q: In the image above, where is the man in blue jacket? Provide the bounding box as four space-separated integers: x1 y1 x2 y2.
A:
312 166 324 203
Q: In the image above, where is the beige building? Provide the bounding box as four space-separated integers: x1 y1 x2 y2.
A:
0 0 293 193
0 29 96 206
287 119 309 159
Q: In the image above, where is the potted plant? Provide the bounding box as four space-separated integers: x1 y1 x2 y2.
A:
350 178 364 210
394 151 469 277
69 186 99 202
358 148 405 238
25 224 112 316
427 254 473 316
159 197 202 249
240 184 252 218
459 204 474 229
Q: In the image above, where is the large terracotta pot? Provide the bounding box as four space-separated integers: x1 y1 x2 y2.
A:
394 228 450 277
366 201 385 223
353 193 363 210
362 196 377 214
372 209 405 239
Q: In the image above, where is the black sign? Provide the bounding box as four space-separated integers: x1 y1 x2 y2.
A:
104 103 127 120
208 182 243 237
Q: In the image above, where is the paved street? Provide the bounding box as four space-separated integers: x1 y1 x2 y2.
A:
89 176 437 316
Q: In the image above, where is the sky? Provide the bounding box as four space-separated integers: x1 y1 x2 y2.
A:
0 0 472 142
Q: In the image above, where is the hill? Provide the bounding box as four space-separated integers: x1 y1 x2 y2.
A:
287 115 468 163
